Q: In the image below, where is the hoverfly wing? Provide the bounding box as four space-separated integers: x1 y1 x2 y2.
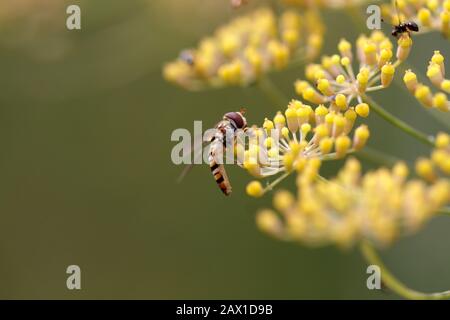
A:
176 128 216 183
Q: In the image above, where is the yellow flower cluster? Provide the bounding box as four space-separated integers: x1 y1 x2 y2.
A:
404 51 450 112
256 157 450 248
294 31 412 117
243 99 369 193
382 0 450 37
281 0 370 9
163 8 324 90
416 132 450 181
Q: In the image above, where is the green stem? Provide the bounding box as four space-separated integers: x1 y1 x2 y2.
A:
257 76 289 108
355 146 399 167
262 171 291 195
362 94 435 147
360 240 450 300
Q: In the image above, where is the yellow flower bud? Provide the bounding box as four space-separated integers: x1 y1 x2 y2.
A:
418 8 431 26
381 63 395 87
274 111 286 129
427 63 444 87
335 93 347 110
341 57 351 67
355 103 370 118
320 137 333 154
256 210 281 235
282 29 299 49
283 153 295 171
303 87 326 104
392 161 409 180
415 85 433 107
357 68 370 92
317 78 334 96
436 132 450 149
289 99 303 109
246 180 264 197
431 50 445 67
378 48 393 67
363 41 377 65
353 125 370 150
281 127 290 139
268 41 289 70
403 70 418 92
336 74 346 84
301 123 311 136
338 38 352 59
314 124 329 140
428 0 439 11
433 93 449 112
285 107 299 132
396 35 412 61
335 135 351 157
273 190 295 211
415 158 436 182
315 104 328 118
294 80 309 96
218 60 242 84
221 34 239 56
344 108 357 124
263 118 275 133
442 80 450 93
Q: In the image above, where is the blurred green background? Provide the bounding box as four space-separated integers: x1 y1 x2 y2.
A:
0 0 448 299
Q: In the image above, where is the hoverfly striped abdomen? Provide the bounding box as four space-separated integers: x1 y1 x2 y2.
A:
209 154 232 195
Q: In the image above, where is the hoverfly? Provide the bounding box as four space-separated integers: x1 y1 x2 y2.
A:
208 110 248 195
178 110 248 196
387 0 419 38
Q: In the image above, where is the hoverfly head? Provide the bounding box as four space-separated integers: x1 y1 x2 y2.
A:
224 111 247 129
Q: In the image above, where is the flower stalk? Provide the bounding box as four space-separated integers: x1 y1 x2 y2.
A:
362 94 435 147
257 76 289 108
360 240 450 300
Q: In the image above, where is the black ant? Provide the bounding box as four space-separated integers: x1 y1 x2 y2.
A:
385 0 420 38
391 21 419 38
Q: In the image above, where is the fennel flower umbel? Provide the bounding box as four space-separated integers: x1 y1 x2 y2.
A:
163 8 324 90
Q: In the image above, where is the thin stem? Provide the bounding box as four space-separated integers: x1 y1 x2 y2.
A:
355 146 399 167
257 76 289 108
360 240 450 300
362 94 435 147
261 171 291 195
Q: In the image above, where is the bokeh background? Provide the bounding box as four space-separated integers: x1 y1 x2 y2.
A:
0 0 449 299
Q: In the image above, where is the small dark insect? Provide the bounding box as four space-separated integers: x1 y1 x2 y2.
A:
179 50 195 66
391 21 419 38
389 0 419 38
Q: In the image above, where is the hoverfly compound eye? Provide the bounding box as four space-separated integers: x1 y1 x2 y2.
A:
225 112 246 129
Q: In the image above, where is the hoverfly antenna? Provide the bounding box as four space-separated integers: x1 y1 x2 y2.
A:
240 107 247 115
